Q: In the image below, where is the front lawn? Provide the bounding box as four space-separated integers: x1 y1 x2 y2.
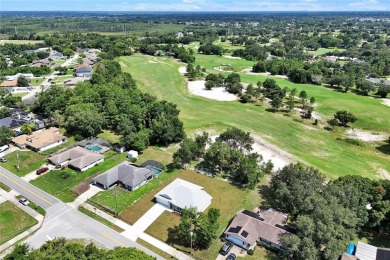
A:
3 151 47 177
98 130 121 145
31 151 127 202
132 170 262 260
0 201 38 245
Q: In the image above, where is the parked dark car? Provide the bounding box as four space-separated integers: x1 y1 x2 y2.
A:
226 253 236 260
36 167 49 175
220 242 233 256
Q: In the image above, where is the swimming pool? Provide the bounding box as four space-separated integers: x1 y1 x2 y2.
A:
87 145 102 152
146 165 163 176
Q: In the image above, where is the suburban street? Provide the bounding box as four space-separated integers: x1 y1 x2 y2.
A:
0 167 59 209
22 53 79 101
0 166 162 259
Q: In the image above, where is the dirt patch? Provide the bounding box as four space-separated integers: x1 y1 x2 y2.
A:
214 66 234 73
188 80 238 101
346 129 387 142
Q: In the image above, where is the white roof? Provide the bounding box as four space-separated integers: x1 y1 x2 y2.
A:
355 241 377 260
155 178 212 212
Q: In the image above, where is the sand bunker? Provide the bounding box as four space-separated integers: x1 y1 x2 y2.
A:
242 68 288 79
346 129 387 142
223 55 242 60
382 98 390 107
178 66 187 75
188 80 238 101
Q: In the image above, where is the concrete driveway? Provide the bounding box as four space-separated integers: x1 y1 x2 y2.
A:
215 244 247 260
124 203 168 239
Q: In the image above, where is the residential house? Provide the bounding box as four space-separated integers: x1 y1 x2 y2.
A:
49 51 63 60
342 241 390 260
12 127 67 152
32 58 50 68
48 146 104 172
367 77 390 86
82 58 94 66
5 73 33 81
0 114 31 131
0 80 18 92
74 64 93 77
92 161 153 190
224 209 292 251
155 178 212 212
64 77 86 87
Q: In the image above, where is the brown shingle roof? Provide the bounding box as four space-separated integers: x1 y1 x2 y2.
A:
12 127 66 150
225 209 291 247
0 80 18 87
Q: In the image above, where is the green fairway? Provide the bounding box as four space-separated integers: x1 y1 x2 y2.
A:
308 47 346 56
0 201 38 245
117 54 390 179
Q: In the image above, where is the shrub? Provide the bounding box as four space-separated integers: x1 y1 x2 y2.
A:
60 171 71 179
74 134 84 141
128 157 137 163
314 119 319 125
248 249 254 255
343 138 365 147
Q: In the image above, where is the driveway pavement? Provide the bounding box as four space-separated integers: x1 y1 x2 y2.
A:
67 185 101 209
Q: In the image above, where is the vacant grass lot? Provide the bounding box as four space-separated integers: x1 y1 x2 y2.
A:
118 54 390 179
31 151 127 202
0 40 44 45
3 151 47 177
308 47 347 56
143 170 263 260
0 201 38 245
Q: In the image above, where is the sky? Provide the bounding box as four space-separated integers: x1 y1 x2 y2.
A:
1 0 389 12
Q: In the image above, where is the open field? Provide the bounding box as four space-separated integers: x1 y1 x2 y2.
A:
12 92 28 98
308 47 347 56
31 77 45 86
3 151 47 177
0 40 44 45
0 201 38 245
213 37 245 52
143 170 264 260
97 130 121 145
31 151 127 202
118 53 390 179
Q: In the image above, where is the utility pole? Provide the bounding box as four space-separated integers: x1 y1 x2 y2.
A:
114 187 118 216
16 152 19 171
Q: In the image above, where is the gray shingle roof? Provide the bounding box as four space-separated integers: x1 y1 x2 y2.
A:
48 146 104 170
92 162 153 188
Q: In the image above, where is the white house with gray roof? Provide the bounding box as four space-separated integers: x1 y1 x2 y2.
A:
155 178 212 212
92 162 153 190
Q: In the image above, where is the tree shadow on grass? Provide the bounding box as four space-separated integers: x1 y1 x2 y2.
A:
376 143 390 155
166 226 191 254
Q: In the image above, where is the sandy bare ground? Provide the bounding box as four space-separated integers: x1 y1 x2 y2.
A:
207 134 295 171
242 68 288 79
379 168 390 180
178 66 187 75
251 135 296 170
223 55 242 60
188 80 238 101
148 60 158 64
382 98 390 107
346 129 388 142
214 66 234 73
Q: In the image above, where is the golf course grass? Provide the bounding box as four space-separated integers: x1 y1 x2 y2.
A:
118 53 390 180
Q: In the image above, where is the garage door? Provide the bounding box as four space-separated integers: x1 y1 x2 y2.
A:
156 197 170 208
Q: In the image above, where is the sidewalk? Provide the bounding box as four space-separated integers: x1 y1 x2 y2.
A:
67 185 101 209
81 202 193 260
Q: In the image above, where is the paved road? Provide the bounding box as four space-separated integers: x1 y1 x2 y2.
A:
0 167 59 209
0 166 162 259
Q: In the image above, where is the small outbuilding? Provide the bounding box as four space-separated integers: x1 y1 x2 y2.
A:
127 150 138 158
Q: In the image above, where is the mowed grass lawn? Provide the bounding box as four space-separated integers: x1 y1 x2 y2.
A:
31 151 128 202
143 170 265 260
0 201 38 245
3 151 47 177
118 54 390 179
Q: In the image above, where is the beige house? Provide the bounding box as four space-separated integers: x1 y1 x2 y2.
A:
12 127 67 152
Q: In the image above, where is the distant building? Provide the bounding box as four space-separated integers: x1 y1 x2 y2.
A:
342 241 390 260
0 80 18 92
74 64 93 77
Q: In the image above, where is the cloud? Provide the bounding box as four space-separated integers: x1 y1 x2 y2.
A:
349 0 379 7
